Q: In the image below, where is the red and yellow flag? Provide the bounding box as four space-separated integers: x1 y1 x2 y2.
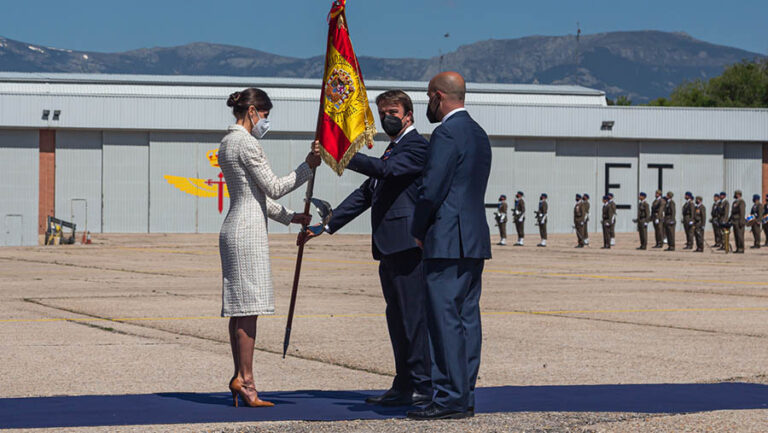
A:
317 0 376 176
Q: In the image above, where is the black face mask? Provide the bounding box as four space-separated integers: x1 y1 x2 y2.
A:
426 94 441 124
381 115 404 137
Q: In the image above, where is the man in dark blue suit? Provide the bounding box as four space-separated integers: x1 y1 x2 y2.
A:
305 90 431 406
407 72 492 420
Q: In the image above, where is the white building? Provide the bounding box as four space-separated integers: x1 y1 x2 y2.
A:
0 73 766 246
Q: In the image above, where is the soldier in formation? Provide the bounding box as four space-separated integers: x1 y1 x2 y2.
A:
718 192 730 251
763 194 768 247
582 193 591 246
693 196 706 252
682 191 695 249
607 192 617 246
513 191 525 246
536 193 548 247
633 192 651 249
651 190 666 248
711 193 722 248
749 194 763 249
494 194 508 246
601 195 615 249
664 191 676 251
728 190 746 253
574 193 586 248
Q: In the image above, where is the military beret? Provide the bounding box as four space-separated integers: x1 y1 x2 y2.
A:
603 195 610 200
685 191 692 197
714 192 720 196
656 189 663 195
575 193 583 199
695 196 702 201
667 191 674 197
499 194 507 200
517 191 524 196
639 192 647 197
720 191 727 196
540 193 548 198
583 193 590 199
754 194 760 201
608 192 614 198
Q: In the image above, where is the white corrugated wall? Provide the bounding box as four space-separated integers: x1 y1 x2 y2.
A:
0 130 38 246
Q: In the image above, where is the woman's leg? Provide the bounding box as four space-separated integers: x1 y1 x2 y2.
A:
235 315 258 384
229 317 239 380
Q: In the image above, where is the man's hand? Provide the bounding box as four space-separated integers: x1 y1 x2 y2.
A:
298 223 324 246
414 238 423 249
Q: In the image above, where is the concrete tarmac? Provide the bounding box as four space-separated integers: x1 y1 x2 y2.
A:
1 232 767 432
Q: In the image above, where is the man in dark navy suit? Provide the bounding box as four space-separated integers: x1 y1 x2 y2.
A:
305 90 431 407
407 72 492 421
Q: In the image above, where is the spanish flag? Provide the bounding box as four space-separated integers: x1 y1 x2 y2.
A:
317 0 376 176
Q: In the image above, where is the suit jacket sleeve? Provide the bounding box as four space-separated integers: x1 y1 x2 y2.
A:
411 126 460 241
345 140 427 180
266 198 294 226
327 179 373 234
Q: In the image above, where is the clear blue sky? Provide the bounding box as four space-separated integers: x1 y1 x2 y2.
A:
3 0 766 58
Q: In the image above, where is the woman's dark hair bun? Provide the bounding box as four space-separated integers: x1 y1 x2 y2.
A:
226 91 242 108
226 88 273 118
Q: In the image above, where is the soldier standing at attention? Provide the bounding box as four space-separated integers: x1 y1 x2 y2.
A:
651 190 666 248
718 192 730 251
729 190 746 254
601 195 614 249
536 193 548 247
513 191 526 246
494 194 508 246
682 191 695 250
607 192 617 246
582 193 591 246
693 196 706 253
749 194 763 249
664 191 676 251
711 193 722 248
763 194 768 247
633 192 651 249
574 194 586 248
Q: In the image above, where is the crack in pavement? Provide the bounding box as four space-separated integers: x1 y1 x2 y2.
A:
22 298 394 381
0 256 190 278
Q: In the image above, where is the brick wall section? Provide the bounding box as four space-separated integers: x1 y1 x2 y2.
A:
38 130 55 234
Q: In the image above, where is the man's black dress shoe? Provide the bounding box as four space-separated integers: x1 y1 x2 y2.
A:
407 403 471 420
365 389 403 405
366 389 431 406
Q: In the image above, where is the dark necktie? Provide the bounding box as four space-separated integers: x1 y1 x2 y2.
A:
381 142 395 160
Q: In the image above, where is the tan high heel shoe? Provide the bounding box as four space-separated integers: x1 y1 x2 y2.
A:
229 377 274 408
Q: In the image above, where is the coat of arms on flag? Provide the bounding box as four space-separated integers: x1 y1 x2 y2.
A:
317 0 376 176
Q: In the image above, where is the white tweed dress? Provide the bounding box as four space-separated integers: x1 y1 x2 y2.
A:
218 125 312 317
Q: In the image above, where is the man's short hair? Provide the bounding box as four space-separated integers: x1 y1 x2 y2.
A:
375 90 413 115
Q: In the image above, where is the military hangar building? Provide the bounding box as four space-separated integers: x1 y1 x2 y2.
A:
0 72 766 246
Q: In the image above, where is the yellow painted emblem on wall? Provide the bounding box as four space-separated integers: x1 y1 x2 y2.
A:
164 149 229 213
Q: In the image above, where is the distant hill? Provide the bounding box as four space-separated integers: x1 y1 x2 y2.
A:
0 31 763 103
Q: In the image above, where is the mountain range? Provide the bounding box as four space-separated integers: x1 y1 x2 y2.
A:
0 31 763 103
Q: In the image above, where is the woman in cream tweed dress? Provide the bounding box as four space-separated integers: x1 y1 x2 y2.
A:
219 88 320 407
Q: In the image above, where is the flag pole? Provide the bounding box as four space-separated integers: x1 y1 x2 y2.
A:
282 89 325 359
282 169 315 358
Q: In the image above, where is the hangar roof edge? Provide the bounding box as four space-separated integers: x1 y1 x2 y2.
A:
0 72 605 96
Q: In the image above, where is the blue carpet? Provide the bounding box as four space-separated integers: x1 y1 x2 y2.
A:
2 383 767 429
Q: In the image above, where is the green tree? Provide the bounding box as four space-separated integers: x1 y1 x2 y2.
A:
648 59 768 107
607 95 632 106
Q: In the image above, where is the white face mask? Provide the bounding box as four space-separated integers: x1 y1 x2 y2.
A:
250 111 271 139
